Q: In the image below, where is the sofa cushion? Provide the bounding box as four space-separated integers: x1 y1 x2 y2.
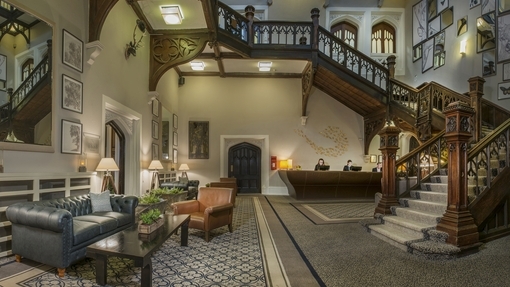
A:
94 211 133 227
73 220 101 246
89 191 113 213
74 215 118 234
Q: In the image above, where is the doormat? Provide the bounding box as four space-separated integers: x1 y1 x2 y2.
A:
291 202 375 224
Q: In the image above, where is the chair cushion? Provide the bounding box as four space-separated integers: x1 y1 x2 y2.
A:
74 215 118 234
73 220 101 245
89 191 113 213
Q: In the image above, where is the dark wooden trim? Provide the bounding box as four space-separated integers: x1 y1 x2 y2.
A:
301 62 314 117
88 0 118 42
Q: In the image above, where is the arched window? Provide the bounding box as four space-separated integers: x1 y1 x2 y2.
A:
331 21 357 48
371 22 396 53
21 58 34 81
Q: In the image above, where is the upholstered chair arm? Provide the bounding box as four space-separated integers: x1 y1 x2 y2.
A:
172 200 200 214
204 203 234 215
6 204 73 233
110 195 138 214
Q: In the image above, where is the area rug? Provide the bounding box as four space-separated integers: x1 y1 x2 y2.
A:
291 202 376 224
0 197 289 287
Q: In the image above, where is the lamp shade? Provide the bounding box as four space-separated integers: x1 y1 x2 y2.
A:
148 160 164 170
179 164 190 171
96 158 119 171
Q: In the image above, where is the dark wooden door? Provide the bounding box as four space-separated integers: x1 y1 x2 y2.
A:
228 143 261 193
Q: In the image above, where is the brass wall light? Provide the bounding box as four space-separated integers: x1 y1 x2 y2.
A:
125 19 147 59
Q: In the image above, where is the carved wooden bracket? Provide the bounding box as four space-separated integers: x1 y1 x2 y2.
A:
301 62 314 117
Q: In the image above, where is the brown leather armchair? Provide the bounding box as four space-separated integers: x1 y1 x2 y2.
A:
171 187 234 242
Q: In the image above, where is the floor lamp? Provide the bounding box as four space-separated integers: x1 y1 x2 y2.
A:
148 160 164 190
96 158 120 194
179 164 189 181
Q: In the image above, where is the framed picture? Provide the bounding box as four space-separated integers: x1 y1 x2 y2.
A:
378 155 383 163
427 0 437 20
498 82 510 100
428 16 441 38
189 121 209 159
152 99 159 117
422 38 434 73
152 120 159 140
498 13 510 63
437 0 449 14
0 54 6 81
503 63 510 81
370 155 377 163
62 74 83 113
173 148 178 164
173 131 178 146
413 45 423 62
62 29 83 73
477 13 496 54
173 114 178 129
440 7 453 30
482 50 496 77
413 0 428 47
501 0 510 14
61 119 82 154
470 0 481 9
152 143 159 160
83 132 100 156
482 0 496 14
457 16 468 36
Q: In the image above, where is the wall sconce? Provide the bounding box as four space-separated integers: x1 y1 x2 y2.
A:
79 153 87 172
460 39 467 55
125 19 147 59
190 61 205 71
258 61 272 72
161 5 184 25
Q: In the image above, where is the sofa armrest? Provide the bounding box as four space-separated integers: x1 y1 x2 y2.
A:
204 203 234 215
110 195 138 215
172 200 199 214
6 204 72 233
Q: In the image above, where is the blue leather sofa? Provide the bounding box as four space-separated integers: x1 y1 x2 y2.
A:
6 194 138 277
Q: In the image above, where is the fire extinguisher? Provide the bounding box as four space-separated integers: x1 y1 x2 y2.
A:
271 156 277 170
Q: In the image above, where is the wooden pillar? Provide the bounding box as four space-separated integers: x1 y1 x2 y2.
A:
244 5 255 47
310 8 320 50
467 76 485 143
374 122 401 215
436 101 480 250
386 55 396 79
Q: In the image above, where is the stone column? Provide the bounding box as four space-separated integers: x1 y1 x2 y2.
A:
436 101 480 250
468 76 485 143
374 122 401 215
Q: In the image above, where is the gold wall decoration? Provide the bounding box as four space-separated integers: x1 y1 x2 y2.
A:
295 126 349 157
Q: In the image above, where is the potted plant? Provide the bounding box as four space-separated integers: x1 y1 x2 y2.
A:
138 208 163 234
150 187 187 212
136 193 167 220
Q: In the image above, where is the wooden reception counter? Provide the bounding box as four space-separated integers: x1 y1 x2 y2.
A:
278 170 382 200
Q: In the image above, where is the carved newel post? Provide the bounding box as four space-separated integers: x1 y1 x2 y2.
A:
468 76 485 143
375 122 401 215
436 101 480 250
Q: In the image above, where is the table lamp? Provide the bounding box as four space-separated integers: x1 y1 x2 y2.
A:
148 160 164 190
179 163 189 179
96 158 120 194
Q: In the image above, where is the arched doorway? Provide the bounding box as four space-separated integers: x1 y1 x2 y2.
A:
105 121 125 194
228 142 261 193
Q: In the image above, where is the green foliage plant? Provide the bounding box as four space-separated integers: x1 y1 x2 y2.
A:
139 193 161 204
139 208 161 225
150 186 184 196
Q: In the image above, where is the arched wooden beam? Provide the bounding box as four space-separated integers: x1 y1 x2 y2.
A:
149 32 210 91
89 0 118 42
364 112 386 155
301 62 314 117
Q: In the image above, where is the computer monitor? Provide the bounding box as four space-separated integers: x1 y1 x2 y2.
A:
350 166 362 171
318 165 330 171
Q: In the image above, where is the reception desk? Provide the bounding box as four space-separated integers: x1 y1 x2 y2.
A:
278 170 382 200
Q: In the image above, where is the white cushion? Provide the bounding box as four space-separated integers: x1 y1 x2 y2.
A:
89 191 113 213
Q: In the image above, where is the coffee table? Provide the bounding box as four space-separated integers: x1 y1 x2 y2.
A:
86 214 190 287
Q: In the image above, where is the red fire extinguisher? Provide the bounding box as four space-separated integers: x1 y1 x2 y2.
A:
271 156 277 170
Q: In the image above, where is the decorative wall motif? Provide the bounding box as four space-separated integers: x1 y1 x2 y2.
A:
294 126 348 157
189 121 209 159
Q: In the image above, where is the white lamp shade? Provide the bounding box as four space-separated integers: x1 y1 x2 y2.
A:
179 164 190 171
96 158 119 171
148 160 164 170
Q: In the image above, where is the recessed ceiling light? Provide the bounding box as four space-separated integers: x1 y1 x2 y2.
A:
161 5 184 25
190 61 205 71
258 61 272 72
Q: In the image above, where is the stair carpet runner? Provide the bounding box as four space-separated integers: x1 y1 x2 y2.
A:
361 125 506 259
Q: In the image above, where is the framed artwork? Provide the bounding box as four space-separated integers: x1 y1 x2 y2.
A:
503 63 510 81
173 131 178 146
482 0 496 14
498 13 510 63
437 0 449 14
413 45 423 62
62 74 83 113
501 0 510 14
457 16 468 36
433 32 445 69
477 13 496 54
189 121 209 159
378 155 383 163
62 29 83 73
173 148 178 164
413 0 428 47
498 82 510 100
440 7 453 30
152 143 159 160
152 99 159 117
152 120 159 140
422 38 434 73
482 50 496 77
370 155 377 163
61 119 82 154
83 132 100 156
173 114 178 129
427 0 437 20
428 16 441 38
0 54 6 81
470 0 481 9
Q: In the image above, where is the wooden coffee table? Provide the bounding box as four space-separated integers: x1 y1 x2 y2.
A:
86 214 190 287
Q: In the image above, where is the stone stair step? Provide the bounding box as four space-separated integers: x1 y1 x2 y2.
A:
401 198 447 214
368 224 423 252
430 175 448 183
410 190 447 203
392 207 442 226
420 182 448 192
382 215 433 238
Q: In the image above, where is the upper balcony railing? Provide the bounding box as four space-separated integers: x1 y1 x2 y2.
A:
217 3 390 92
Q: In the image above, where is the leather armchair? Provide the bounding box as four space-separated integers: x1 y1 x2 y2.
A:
171 187 234 242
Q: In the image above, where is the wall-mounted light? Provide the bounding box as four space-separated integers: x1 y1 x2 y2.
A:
460 39 467 55
258 61 272 72
190 61 205 71
125 19 147 59
79 153 87 172
161 5 184 25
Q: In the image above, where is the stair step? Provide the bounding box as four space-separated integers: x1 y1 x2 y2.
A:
401 198 447 213
369 224 423 252
420 182 448 192
383 215 433 238
430 175 448 183
410 190 447 203
393 207 443 226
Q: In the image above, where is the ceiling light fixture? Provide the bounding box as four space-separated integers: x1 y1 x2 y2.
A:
161 5 184 25
190 61 205 71
258 61 272 72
